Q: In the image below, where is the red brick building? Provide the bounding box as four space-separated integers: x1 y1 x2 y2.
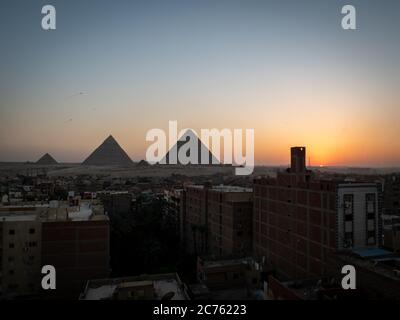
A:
42 216 110 297
253 147 381 280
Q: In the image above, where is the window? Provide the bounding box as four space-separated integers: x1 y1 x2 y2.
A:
8 256 14 262
344 232 353 247
367 212 375 220
9 270 14 275
9 243 14 249
344 194 353 215
8 229 15 235
345 214 353 221
29 228 35 234
343 195 354 248
367 230 376 245
367 220 375 231
345 232 353 240
345 221 353 232
366 194 375 214
28 241 37 248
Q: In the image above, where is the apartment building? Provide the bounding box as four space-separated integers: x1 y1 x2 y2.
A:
0 214 42 297
253 147 382 280
181 184 253 258
97 191 133 216
0 199 110 298
383 174 400 216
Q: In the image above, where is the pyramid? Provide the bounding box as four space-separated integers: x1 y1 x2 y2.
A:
36 153 58 165
82 135 133 166
160 130 220 165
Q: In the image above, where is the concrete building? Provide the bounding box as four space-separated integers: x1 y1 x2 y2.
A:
383 218 400 253
253 147 382 280
383 174 400 216
0 200 110 298
79 273 189 300
196 256 263 300
0 214 42 297
163 188 182 236
97 191 133 216
337 183 381 249
181 184 253 258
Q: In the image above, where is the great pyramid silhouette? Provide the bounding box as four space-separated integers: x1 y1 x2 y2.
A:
82 135 133 166
160 130 220 165
36 153 58 165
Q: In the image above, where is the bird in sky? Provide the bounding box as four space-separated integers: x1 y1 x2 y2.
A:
66 92 87 99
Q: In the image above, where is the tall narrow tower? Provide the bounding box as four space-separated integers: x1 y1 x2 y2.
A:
290 147 306 173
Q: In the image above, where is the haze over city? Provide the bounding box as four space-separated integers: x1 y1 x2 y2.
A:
1 0 399 166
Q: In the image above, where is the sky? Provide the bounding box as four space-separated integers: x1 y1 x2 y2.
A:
0 0 399 166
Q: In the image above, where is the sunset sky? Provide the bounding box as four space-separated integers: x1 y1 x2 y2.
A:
0 0 399 166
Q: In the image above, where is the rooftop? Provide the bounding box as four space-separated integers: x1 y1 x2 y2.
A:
0 201 107 222
0 214 38 222
80 273 189 300
96 190 129 195
200 256 254 269
276 277 345 300
336 250 400 282
337 182 379 189
352 247 393 258
188 185 252 193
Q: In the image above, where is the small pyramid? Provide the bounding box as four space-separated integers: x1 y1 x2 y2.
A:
82 135 133 166
160 130 220 165
36 153 58 165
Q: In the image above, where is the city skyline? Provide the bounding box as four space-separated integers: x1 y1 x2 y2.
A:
1 0 400 166
1 1 400 303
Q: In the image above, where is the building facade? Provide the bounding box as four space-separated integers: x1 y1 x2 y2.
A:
0 215 42 297
181 184 253 259
383 174 400 216
0 200 110 298
253 147 382 280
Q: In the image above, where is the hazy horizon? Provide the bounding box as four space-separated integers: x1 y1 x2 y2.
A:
1 0 400 166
